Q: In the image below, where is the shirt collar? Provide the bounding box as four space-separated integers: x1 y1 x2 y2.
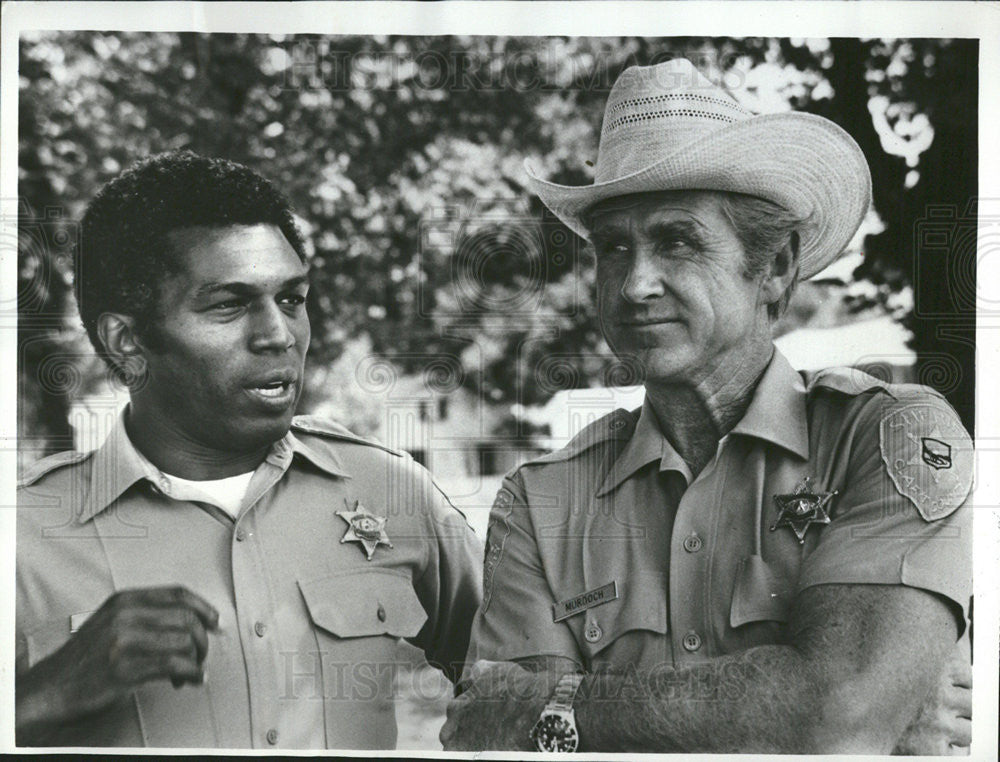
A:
596 400 691 497
729 348 809 460
79 408 348 523
79 407 154 523
595 347 809 498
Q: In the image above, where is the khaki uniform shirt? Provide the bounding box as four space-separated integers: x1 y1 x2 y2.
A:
468 350 972 674
17 413 482 749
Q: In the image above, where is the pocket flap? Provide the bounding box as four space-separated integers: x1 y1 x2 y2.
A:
582 572 668 656
730 555 792 628
298 569 428 639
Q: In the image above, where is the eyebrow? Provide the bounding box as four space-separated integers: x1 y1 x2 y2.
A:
590 218 708 243
194 273 310 298
647 219 709 243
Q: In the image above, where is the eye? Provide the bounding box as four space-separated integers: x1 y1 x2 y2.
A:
594 238 630 258
279 293 307 309
210 298 245 312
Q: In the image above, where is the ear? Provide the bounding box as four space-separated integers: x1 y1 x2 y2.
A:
759 233 800 308
96 312 148 387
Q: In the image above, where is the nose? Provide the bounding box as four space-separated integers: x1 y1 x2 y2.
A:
619 247 666 303
248 301 296 353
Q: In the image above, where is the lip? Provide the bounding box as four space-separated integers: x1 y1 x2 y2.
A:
243 370 298 411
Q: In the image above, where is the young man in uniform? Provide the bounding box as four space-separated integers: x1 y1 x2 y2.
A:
17 152 482 748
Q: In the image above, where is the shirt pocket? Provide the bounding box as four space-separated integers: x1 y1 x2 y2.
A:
730 554 793 627
578 573 668 667
298 568 428 640
297 569 429 739
24 615 77 667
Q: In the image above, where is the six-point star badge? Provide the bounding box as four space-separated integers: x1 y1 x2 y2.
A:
337 500 392 560
770 477 838 544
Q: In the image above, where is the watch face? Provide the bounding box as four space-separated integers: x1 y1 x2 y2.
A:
531 713 579 752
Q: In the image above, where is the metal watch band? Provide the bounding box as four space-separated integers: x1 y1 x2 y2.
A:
547 672 584 712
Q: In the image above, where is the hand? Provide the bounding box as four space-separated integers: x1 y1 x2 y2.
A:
16 586 220 740
893 638 972 755
440 660 554 751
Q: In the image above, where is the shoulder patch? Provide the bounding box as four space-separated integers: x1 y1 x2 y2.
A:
521 408 637 467
482 488 515 612
291 415 407 458
879 399 973 521
18 450 93 489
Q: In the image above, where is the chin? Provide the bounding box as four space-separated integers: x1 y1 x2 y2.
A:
631 350 695 386
227 415 295 452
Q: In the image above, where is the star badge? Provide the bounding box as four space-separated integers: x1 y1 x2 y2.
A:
337 500 392 561
770 477 838 544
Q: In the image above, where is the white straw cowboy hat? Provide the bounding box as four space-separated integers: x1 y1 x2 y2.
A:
525 59 872 279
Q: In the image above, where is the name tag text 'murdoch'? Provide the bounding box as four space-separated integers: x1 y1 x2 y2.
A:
552 581 619 622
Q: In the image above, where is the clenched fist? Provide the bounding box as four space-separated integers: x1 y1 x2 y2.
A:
16 586 220 744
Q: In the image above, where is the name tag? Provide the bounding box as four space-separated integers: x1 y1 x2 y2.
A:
552 582 618 622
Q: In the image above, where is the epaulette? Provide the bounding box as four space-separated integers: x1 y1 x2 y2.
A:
17 449 93 489
291 415 408 458
805 366 947 403
804 366 897 398
520 407 638 466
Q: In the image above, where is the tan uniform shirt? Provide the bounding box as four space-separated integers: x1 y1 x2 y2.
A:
468 351 972 674
17 413 483 749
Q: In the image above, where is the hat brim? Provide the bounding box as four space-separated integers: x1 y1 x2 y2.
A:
525 112 872 280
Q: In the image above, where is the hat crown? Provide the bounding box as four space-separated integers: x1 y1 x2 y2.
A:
596 59 754 182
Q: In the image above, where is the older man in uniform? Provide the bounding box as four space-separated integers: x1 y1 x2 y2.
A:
16 152 482 748
442 60 972 754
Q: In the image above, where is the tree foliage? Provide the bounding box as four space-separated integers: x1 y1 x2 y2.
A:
17 34 977 463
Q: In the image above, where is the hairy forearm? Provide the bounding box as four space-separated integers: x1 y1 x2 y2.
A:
577 646 869 753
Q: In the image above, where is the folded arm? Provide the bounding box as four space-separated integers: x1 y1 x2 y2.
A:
443 582 960 753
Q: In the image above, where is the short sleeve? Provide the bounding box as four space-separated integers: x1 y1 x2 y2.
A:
408 465 484 685
462 474 583 681
797 392 973 628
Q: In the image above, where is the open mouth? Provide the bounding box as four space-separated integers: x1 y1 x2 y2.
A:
250 380 292 398
245 375 297 407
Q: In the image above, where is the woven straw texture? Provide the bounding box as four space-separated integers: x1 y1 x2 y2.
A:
526 59 872 280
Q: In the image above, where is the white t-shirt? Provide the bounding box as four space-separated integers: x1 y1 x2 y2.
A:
161 471 255 520
128 436 255 519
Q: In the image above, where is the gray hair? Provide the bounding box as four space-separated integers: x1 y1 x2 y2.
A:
718 193 810 320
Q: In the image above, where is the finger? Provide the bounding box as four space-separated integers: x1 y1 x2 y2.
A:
950 660 972 689
119 587 220 631
118 651 204 687
467 659 507 682
952 685 972 719
952 717 972 748
129 607 210 662
163 654 206 687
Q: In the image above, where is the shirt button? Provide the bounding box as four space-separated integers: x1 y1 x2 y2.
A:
584 622 603 643
376 604 387 622
254 621 267 637
683 533 703 553
266 728 278 745
235 528 246 542
683 630 702 652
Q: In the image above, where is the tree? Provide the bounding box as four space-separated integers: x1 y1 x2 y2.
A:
16 34 978 467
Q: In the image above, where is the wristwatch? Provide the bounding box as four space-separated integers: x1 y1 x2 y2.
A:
529 671 585 752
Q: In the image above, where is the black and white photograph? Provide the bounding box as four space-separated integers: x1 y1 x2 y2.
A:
2 1 998 756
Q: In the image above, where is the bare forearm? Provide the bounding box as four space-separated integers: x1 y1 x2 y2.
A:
577 646 868 753
16 662 76 745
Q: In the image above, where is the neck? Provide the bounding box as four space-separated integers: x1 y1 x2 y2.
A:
644 345 773 477
124 404 270 480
